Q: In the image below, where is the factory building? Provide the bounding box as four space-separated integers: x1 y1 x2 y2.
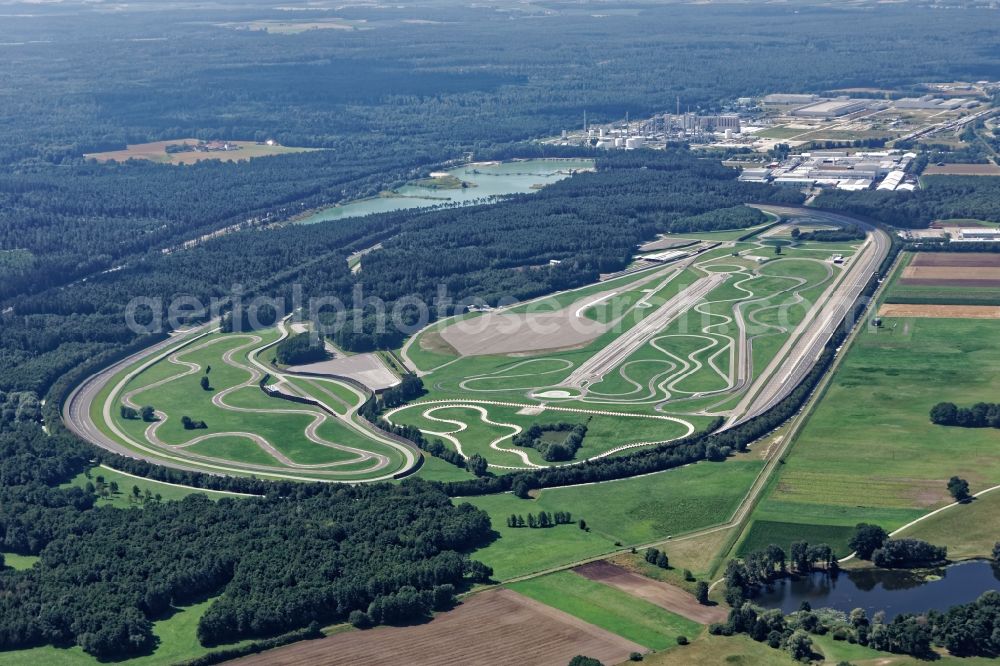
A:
791 99 869 118
877 170 907 191
892 95 972 110
763 94 820 105
665 113 741 133
957 228 1000 242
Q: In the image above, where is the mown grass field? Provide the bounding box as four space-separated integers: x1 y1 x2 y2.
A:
2 552 39 571
393 403 698 469
749 315 1000 551
900 488 1000 560
508 571 701 650
462 460 762 580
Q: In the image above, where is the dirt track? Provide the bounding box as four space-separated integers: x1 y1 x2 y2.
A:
574 561 727 625
232 588 645 666
879 303 1000 319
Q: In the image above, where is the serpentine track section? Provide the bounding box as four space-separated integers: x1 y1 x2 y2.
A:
63 319 418 483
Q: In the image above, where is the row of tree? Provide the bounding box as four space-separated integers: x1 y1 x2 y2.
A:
504 511 574 528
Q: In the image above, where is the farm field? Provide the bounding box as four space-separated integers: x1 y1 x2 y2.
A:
84 139 318 164
745 314 1000 551
394 215 866 472
507 570 702 650
897 487 1000 561
886 252 1000 305
234 588 645 666
461 460 763 580
87 324 414 483
574 560 727 624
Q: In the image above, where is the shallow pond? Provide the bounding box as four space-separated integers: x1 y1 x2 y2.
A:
750 560 1000 620
297 158 595 224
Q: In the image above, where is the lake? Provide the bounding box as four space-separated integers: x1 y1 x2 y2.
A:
750 560 1000 620
296 158 595 224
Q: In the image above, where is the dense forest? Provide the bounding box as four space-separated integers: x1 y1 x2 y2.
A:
0 420 493 658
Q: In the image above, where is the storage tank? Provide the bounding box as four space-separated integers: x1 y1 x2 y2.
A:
625 137 644 150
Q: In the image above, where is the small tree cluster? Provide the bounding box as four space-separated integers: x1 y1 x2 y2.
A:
871 538 947 568
644 547 669 569
181 415 207 430
930 401 1000 428
513 423 588 462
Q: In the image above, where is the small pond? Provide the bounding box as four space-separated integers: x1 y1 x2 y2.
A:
750 560 1000 620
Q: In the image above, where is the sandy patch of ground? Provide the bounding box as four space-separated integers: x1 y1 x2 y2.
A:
517 406 546 415
879 303 1000 319
439 292 614 356
288 353 399 390
233 588 645 666
574 561 727 625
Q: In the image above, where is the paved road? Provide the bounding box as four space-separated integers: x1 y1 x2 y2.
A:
63 322 223 475
725 205 891 427
562 272 728 391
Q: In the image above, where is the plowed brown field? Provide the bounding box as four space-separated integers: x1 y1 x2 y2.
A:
232 588 646 666
574 560 727 624
879 304 1000 319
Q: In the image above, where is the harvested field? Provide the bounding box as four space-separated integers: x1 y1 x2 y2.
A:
910 253 1000 268
233 588 645 666
85 139 316 165
879 303 1000 319
923 163 1000 176
574 560 727 624
902 265 1000 281
896 278 1000 288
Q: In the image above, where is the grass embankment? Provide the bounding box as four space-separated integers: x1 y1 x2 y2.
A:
61 466 243 508
744 315 1000 554
508 571 701 651
462 460 762 580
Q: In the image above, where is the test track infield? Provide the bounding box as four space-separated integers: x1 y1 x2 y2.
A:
63 319 419 483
